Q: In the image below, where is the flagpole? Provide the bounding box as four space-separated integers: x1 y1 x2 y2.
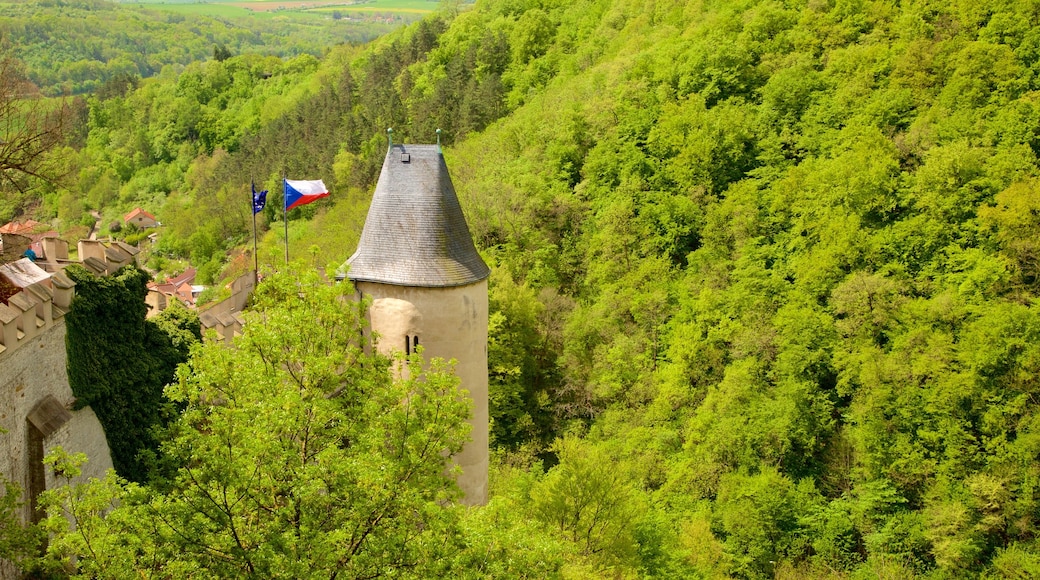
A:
283 175 289 265
251 180 258 284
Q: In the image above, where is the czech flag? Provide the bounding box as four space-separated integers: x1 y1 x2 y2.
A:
284 179 329 211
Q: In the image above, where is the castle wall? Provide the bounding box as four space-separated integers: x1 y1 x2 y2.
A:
198 272 255 342
357 279 489 506
77 240 106 264
0 321 113 523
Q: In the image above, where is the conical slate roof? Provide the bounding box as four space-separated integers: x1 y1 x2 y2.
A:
346 144 490 287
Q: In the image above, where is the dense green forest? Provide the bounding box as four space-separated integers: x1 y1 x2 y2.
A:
8 0 1040 576
0 0 396 95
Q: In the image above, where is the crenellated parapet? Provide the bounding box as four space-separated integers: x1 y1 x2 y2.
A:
0 264 114 538
51 270 75 311
41 237 68 262
0 237 124 543
197 272 256 343
0 237 136 362
199 309 246 344
3 234 253 352
76 239 106 264
73 239 139 275
0 259 71 361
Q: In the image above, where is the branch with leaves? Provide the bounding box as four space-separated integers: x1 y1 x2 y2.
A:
0 53 69 194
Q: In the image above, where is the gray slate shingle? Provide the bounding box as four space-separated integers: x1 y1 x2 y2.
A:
347 144 489 287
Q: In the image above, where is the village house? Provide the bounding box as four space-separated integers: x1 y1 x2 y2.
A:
123 208 157 229
0 220 43 236
145 267 209 315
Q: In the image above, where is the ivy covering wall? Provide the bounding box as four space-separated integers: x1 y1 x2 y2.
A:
63 264 200 482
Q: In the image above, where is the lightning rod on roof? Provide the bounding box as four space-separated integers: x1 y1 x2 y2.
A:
387 127 393 149
436 128 442 152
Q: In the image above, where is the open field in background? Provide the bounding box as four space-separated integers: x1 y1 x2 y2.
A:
128 2 279 18
122 0 440 18
231 0 436 13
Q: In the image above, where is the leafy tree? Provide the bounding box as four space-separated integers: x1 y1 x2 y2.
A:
713 469 807 580
487 268 562 448
0 52 71 220
41 268 471 577
213 44 233 63
979 178 1040 290
530 436 641 565
0 454 45 574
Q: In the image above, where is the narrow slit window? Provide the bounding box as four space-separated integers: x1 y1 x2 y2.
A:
27 423 45 523
413 336 419 351
405 335 411 355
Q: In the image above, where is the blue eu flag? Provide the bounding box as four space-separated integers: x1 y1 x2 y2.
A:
252 182 268 215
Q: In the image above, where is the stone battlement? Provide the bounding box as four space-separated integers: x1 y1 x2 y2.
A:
198 271 256 343
3 234 258 347
0 255 115 542
76 239 138 275
0 237 140 363
0 260 74 361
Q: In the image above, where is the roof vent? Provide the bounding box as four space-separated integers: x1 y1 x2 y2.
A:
401 153 411 163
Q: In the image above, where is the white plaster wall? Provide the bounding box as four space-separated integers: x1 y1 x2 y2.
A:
0 322 113 522
358 280 489 506
46 406 113 489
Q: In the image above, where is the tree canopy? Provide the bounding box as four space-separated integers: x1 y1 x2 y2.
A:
11 0 1040 576
42 268 474 577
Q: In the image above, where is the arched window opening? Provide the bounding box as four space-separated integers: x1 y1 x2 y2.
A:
25 395 71 524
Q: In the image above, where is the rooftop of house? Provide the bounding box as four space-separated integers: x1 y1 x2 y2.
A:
346 144 489 288
0 221 58 247
111 240 139 256
168 267 196 288
124 207 156 223
0 220 42 235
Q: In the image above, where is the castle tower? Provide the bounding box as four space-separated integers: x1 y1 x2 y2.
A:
347 143 490 505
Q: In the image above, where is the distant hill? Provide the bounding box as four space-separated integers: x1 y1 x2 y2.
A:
1 0 398 95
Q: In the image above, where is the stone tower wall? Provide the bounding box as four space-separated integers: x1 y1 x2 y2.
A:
0 322 113 522
357 279 489 506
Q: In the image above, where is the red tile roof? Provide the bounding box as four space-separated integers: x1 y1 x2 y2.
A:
0 219 42 235
168 267 196 288
123 208 156 223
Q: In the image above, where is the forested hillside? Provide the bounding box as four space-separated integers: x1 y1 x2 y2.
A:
1 0 394 95
11 0 1040 577
448 0 1040 575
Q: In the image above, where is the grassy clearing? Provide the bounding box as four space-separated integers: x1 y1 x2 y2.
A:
129 2 269 18
124 0 440 17
333 0 438 12
309 0 438 15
